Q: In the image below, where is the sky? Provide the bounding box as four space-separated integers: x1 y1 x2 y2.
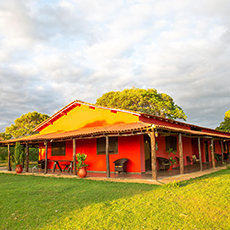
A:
0 0 230 132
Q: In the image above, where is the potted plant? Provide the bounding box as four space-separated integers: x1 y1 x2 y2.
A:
167 148 177 170
76 153 88 178
14 142 24 173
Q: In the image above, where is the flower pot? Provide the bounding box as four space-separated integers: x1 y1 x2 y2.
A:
77 166 87 178
169 165 173 170
16 164 23 174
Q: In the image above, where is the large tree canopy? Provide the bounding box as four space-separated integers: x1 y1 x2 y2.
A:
216 110 230 133
5 111 50 138
96 88 187 121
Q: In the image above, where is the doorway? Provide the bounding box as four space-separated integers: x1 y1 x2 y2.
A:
144 134 151 171
204 140 209 162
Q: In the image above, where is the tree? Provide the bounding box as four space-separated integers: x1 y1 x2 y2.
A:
96 87 187 121
0 132 12 140
216 110 230 133
5 111 50 138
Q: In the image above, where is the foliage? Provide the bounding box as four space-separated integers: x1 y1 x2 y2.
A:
1 170 230 229
14 142 24 165
216 110 230 132
96 87 187 121
0 146 38 163
29 148 39 161
5 111 49 138
167 147 177 165
76 153 88 170
0 147 8 162
0 132 12 140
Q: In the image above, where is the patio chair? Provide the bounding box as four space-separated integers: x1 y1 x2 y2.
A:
156 157 170 171
175 157 180 166
113 158 129 173
192 155 200 164
37 159 45 170
214 153 222 162
186 156 193 165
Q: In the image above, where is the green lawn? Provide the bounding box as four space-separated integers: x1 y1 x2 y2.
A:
0 170 230 230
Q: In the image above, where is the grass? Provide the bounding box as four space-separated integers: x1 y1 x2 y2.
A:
0 170 230 230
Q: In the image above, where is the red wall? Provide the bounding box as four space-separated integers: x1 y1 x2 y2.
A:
39 137 230 173
39 135 143 173
154 135 194 169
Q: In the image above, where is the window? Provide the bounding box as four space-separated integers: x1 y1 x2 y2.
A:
51 142 66 156
165 136 177 151
97 137 118 155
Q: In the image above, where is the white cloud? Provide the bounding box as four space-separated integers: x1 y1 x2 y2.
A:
0 0 230 132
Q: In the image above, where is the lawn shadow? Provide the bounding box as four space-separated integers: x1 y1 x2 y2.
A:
0 173 160 229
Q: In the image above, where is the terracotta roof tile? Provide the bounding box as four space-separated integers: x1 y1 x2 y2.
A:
0 122 152 144
1 121 230 146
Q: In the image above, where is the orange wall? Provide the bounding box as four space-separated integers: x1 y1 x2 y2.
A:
40 104 139 135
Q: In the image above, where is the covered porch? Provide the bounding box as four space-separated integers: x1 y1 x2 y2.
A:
1 160 229 185
1 122 230 181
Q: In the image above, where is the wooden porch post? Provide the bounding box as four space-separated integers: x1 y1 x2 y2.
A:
178 133 184 174
211 138 215 168
73 139 76 175
7 144 12 171
106 135 110 178
198 137 203 171
25 143 29 172
148 131 157 180
220 140 224 164
44 141 48 174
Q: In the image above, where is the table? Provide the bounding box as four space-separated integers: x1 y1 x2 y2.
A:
49 160 73 173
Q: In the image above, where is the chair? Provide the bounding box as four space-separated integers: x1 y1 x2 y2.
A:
38 159 45 170
192 155 200 164
157 157 170 171
214 154 222 162
113 158 129 173
175 157 180 166
186 156 193 165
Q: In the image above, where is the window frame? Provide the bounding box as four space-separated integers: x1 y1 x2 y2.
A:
165 136 177 152
97 137 118 155
51 141 66 156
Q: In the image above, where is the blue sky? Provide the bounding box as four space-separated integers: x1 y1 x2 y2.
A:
0 0 230 132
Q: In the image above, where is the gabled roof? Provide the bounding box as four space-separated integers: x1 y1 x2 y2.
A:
33 99 211 133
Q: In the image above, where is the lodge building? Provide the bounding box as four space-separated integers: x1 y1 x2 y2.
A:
1 100 230 180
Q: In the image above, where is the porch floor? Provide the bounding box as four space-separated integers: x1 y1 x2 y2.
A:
1 160 229 185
